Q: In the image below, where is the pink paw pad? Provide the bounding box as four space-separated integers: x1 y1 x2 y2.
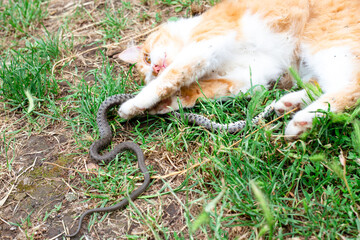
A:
284 102 293 107
274 101 302 117
295 121 310 127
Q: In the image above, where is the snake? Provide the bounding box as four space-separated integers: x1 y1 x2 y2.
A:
66 94 275 237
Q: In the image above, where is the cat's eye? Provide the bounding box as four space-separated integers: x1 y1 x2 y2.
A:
144 53 151 64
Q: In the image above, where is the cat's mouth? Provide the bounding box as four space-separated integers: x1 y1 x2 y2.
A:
152 54 167 76
152 64 166 76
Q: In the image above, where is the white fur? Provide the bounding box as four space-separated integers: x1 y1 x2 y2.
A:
119 12 298 119
119 11 358 140
282 45 357 136
145 17 202 83
165 17 202 42
221 12 297 93
299 45 356 93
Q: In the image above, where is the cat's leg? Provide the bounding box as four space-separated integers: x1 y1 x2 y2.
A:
149 79 233 114
274 89 312 115
285 81 360 137
284 44 360 137
118 39 234 119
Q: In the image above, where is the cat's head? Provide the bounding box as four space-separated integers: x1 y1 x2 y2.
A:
118 25 183 83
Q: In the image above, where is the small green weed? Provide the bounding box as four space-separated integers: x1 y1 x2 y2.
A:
0 48 58 110
43 203 62 222
158 0 193 13
0 0 47 35
0 29 70 112
101 6 129 41
156 0 220 14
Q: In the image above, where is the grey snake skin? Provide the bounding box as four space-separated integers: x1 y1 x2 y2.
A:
66 94 275 237
172 100 275 134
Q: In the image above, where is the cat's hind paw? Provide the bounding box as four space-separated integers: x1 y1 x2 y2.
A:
274 100 301 116
284 111 318 138
274 90 309 116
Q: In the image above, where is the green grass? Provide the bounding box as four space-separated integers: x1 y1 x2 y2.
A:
65 58 138 147
0 28 70 112
68 62 360 238
0 48 57 110
156 0 220 15
101 5 130 41
1 1 360 239
0 0 47 35
157 0 194 13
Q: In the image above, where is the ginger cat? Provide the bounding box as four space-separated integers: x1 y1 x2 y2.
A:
118 0 360 137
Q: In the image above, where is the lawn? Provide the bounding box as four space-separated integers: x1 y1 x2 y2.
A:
0 0 359 239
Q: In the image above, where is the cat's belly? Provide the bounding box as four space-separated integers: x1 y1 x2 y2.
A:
201 56 288 95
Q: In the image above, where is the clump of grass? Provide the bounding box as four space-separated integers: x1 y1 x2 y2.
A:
191 181 227 233
0 48 58 110
157 0 193 13
101 6 130 41
61 46 360 239
66 56 138 147
0 0 47 35
0 29 71 112
27 28 72 60
250 181 274 239
157 0 219 15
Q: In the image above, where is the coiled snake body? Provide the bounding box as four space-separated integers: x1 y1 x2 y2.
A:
66 94 275 237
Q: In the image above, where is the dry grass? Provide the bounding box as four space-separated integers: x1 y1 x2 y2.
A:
1 1 360 240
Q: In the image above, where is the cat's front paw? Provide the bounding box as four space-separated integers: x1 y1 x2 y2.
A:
285 111 318 138
118 99 144 119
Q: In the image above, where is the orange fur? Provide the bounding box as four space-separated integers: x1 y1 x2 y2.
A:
303 0 360 52
180 79 233 106
151 79 234 113
247 0 310 33
191 1 245 41
320 72 360 111
191 0 310 41
118 0 360 136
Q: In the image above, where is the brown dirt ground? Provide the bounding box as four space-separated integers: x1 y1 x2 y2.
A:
0 0 233 240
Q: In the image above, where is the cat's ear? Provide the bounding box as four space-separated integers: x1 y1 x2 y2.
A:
118 46 142 64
